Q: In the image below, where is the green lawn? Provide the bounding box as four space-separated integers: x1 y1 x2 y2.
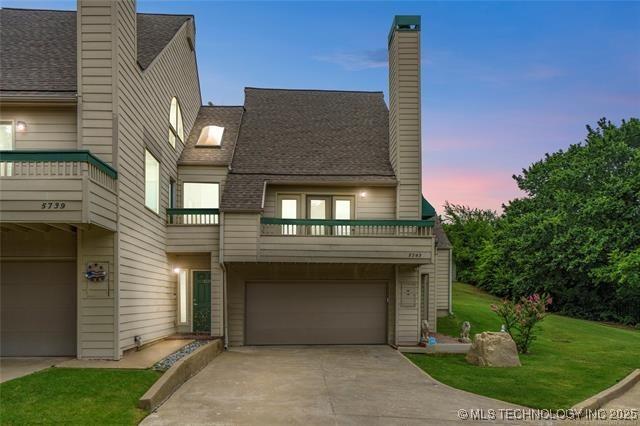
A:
407 282 640 409
0 368 161 425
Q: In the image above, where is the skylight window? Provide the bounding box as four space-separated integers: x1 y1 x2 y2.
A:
196 125 224 146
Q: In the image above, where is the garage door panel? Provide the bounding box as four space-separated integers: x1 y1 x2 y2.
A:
1 261 76 356
246 281 386 345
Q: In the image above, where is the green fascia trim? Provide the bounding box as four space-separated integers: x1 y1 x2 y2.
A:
0 150 118 179
166 208 220 215
422 196 436 220
388 15 421 45
261 217 434 227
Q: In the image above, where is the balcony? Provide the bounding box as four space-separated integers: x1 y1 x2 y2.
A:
0 150 117 231
257 217 434 264
166 208 219 253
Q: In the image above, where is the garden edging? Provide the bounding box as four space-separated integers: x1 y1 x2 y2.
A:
139 338 223 412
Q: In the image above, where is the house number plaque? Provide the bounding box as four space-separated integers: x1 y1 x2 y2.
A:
41 202 66 210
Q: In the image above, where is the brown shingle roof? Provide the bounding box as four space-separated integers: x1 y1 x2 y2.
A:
434 218 453 249
219 88 396 211
0 8 191 94
179 106 243 165
231 88 395 176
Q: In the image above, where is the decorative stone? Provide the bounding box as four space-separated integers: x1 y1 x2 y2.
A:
465 332 521 367
459 321 471 343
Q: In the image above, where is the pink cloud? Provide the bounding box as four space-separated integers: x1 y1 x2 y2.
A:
422 167 525 213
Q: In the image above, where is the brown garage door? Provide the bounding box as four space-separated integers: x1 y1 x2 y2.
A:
245 281 387 345
1 261 76 356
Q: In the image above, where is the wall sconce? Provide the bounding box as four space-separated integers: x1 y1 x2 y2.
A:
359 191 367 198
173 267 181 274
16 121 27 132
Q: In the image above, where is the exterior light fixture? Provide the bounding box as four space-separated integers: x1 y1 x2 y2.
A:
16 121 27 132
359 191 367 198
173 267 181 274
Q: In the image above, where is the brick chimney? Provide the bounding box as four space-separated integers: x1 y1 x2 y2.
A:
388 16 422 220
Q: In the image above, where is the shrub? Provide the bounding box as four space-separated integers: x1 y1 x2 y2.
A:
491 294 552 354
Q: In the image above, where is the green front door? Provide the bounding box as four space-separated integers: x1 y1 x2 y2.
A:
192 271 211 333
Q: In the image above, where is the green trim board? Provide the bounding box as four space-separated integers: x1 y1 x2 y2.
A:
261 217 434 227
388 15 421 45
166 208 220 215
0 150 117 179
422 196 436 220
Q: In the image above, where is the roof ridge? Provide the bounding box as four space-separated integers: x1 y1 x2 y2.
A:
1 7 74 13
201 105 244 108
1 8 193 18
244 87 384 94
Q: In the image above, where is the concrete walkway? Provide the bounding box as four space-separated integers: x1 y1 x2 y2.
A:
143 346 528 425
0 357 72 383
57 339 192 369
602 380 640 410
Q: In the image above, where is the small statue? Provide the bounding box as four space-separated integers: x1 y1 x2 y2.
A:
421 320 431 343
459 321 471 343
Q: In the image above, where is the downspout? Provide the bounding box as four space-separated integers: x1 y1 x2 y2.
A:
219 211 229 349
448 248 453 315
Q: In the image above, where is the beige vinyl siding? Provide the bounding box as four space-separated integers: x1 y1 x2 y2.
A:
0 106 77 150
176 165 227 208
388 29 421 220
226 263 394 346
222 213 259 262
263 185 395 219
78 1 115 165
0 165 117 231
109 0 201 352
436 248 451 315
396 265 420 345
166 225 219 253
258 235 432 264
77 227 116 359
419 262 437 330
210 261 223 337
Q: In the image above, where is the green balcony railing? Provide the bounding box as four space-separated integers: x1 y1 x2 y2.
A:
0 150 117 179
167 208 220 225
260 217 434 237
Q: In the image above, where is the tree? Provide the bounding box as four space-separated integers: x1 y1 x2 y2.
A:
478 118 640 323
442 202 498 285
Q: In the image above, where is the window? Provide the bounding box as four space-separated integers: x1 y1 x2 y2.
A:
0 121 13 150
169 178 177 209
307 196 330 235
144 150 160 213
183 182 219 208
168 97 184 148
183 182 219 224
280 198 298 235
178 269 188 324
334 198 353 235
196 125 224 146
0 121 13 176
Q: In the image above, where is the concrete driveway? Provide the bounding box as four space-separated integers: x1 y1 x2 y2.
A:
0 357 72 383
143 346 527 425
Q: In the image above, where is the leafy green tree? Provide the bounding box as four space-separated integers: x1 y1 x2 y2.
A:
442 202 498 284
478 118 640 323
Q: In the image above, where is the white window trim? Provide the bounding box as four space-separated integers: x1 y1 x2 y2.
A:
144 149 161 214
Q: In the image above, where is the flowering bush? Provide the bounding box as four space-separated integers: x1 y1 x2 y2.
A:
491 293 552 354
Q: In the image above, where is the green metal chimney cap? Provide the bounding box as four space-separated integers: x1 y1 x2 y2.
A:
388 15 421 45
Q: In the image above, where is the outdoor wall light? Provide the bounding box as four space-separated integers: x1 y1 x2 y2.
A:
359 191 367 198
173 267 181 274
16 121 27 132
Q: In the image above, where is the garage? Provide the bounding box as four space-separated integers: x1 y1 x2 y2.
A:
245 280 387 345
1 261 76 356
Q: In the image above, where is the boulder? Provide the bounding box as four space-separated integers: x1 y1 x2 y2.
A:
465 332 521 367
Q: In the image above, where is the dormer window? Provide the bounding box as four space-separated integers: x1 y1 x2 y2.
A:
196 125 224 147
168 97 184 148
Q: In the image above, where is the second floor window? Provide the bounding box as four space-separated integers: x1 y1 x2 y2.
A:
0 121 13 150
196 125 224 146
168 97 184 148
183 182 219 209
145 150 160 214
